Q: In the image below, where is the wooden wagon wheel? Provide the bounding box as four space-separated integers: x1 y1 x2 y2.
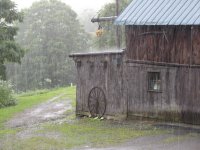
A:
88 87 106 118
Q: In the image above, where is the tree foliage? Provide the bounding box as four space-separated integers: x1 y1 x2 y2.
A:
6 0 90 91
0 80 16 108
78 9 97 33
93 0 131 50
0 0 24 80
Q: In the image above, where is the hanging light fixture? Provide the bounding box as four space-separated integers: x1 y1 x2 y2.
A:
96 24 103 37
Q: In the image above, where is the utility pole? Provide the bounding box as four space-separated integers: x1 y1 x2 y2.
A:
91 0 121 49
116 0 120 49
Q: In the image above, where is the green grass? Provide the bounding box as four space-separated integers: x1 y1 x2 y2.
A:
42 119 162 149
1 118 163 150
0 128 18 138
0 86 75 129
0 86 165 150
2 136 66 150
16 89 50 97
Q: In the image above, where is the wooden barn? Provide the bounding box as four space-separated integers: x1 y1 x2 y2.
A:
70 0 200 125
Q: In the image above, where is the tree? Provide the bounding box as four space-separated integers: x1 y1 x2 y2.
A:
93 0 131 50
6 0 90 91
78 9 97 33
0 0 24 80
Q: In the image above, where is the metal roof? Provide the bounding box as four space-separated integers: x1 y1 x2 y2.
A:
115 0 200 25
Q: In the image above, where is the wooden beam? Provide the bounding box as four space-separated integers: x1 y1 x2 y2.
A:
91 16 117 23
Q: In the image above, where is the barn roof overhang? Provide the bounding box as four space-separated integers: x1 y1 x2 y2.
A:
69 50 124 58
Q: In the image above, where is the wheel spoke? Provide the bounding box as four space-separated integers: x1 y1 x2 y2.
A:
89 97 96 103
94 89 99 98
91 91 96 97
90 106 96 112
98 92 103 100
89 94 96 99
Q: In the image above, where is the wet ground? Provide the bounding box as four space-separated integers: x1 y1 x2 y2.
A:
6 94 72 128
81 134 200 150
1 95 200 150
78 123 200 150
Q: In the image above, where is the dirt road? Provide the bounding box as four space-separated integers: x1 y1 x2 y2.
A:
6 94 72 128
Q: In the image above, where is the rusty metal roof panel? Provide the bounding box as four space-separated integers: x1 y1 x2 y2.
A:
115 0 200 25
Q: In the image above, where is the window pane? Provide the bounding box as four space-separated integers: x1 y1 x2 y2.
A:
148 72 161 91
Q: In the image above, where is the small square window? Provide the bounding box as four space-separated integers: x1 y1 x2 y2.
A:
148 72 161 92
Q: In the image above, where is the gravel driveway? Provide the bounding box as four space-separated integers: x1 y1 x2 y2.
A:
6 94 72 128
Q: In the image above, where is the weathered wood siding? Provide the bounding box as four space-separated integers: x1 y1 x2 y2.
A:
126 26 200 65
72 54 200 124
73 53 126 119
71 25 200 125
124 61 200 124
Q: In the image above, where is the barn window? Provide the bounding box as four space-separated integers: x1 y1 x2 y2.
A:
148 72 161 92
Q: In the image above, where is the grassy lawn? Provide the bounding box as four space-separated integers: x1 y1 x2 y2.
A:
1 117 163 150
0 86 165 150
0 87 74 129
38 119 161 149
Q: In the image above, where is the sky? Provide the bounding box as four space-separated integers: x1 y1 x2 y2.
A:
13 0 114 13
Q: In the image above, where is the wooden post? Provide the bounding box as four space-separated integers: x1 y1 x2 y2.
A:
116 0 121 49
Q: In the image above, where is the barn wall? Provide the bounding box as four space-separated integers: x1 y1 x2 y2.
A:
125 26 200 65
73 53 126 119
124 61 200 124
72 53 200 124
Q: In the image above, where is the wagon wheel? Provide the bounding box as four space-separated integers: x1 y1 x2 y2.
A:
88 87 106 118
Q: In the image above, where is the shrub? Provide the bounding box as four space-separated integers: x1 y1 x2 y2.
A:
0 80 16 108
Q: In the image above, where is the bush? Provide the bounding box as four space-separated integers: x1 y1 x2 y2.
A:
0 80 16 108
